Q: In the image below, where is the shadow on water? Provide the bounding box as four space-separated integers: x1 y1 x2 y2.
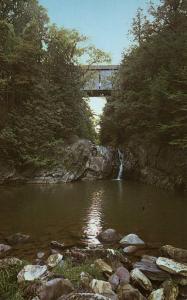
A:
0 180 186 257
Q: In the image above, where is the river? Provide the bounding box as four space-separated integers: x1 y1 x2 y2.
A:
0 180 186 257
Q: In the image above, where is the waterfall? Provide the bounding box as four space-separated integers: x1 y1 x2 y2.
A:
117 149 124 180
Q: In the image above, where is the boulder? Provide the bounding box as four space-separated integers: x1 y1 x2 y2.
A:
6 232 30 244
90 279 117 299
134 256 170 281
97 229 121 244
120 234 145 246
0 257 22 268
123 246 138 255
160 245 187 263
58 293 112 300
117 283 146 300
130 268 152 292
94 259 113 274
148 288 164 300
17 264 47 282
109 274 120 290
47 253 63 268
115 267 130 284
156 257 187 276
162 279 178 300
0 244 11 255
38 278 74 300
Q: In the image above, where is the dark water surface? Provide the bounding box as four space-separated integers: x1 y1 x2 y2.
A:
0 180 186 257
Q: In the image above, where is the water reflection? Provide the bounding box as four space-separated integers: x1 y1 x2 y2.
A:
84 189 104 244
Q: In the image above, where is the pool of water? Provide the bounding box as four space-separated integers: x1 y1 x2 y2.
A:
0 180 186 257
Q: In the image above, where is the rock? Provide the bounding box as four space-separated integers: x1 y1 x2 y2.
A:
161 245 187 263
37 252 45 259
148 288 164 300
134 255 171 281
173 275 187 285
120 234 145 246
51 241 65 250
90 279 117 299
115 267 130 284
47 253 63 268
162 279 178 300
109 274 120 290
117 283 146 300
131 268 152 292
179 285 187 298
58 293 113 300
6 232 30 244
123 246 138 255
38 278 74 300
80 272 92 288
0 257 22 268
156 257 187 276
94 259 113 274
97 229 121 244
0 244 11 255
17 264 47 282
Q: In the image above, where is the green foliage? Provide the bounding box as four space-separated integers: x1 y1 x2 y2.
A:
0 262 24 300
101 0 187 149
54 258 104 287
0 0 107 167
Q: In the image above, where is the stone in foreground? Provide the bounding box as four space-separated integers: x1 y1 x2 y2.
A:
90 279 117 299
156 257 187 276
161 245 187 263
117 283 146 300
17 264 47 282
58 293 112 300
47 253 63 268
115 266 130 284
97 229 121 243
0 244 11 255
131 268 152 292
94 259 113 274
120 234 145 246
148 288 164 300
6 232 30 244
162 279 178 300
123 245 138 254
134 255 170 281
38 278 74 300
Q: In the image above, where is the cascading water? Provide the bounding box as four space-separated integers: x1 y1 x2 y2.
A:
116 149 124 180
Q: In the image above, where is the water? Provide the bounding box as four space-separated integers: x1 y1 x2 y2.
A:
0 180 186 258
117 149 124 180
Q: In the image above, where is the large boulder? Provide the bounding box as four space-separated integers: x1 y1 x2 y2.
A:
156 257 187 276
97 229 121 244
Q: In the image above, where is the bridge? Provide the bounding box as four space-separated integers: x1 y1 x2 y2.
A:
83 65 119 96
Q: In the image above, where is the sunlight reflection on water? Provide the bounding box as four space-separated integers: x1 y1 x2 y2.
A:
84 189 104 244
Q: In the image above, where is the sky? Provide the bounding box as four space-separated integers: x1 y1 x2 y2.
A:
39 0 159 64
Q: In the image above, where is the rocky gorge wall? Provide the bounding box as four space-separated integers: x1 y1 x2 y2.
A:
0 139 118 184
123 140 187 193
